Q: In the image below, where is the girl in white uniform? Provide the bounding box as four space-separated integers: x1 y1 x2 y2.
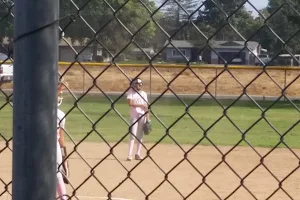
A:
126 78 150 161
56 81 69 200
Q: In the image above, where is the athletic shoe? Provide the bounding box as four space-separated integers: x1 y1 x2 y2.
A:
126 156 132 161
135 154 143 160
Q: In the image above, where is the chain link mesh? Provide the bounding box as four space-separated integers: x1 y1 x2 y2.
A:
1 0 300 199
0 0 14 198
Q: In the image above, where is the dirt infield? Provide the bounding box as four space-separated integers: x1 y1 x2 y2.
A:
1 142 300 200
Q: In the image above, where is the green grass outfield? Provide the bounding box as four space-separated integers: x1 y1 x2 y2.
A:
0 94 300 149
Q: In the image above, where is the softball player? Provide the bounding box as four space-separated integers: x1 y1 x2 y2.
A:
126 78 150 161
56 80 69 200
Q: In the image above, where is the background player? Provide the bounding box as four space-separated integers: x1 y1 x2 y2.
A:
126 78 150 161
56 79 69 199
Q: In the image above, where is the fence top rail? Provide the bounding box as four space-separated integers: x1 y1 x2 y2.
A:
58 62 300 70
2 60 300 70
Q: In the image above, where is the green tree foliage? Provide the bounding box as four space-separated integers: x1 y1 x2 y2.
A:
59 0 158 53
150 0 265 55
156 0 300 55
158 0 200 40
198 0 258 41
250 8 273 49
263 0 300 53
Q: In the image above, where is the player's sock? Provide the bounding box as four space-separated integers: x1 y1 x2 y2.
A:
57 176 67 200
128 140 134 157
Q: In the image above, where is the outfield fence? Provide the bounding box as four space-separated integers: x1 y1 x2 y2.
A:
57 63 300 100
4 63 300 100
1 0 300 200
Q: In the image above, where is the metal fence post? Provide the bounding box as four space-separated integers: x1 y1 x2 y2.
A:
150 65 152 101
215 68 218 98
12 0 59 200
284 69 287 101
83 67 85 93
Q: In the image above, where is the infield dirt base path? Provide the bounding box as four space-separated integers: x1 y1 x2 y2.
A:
1 142 300 200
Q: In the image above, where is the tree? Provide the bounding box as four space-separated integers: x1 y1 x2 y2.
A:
59 0 159 55
158 0 200 40
198 0 256 41
263 0 300 54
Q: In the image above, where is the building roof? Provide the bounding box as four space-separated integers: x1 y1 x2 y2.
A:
130 48 155 55
132 48 154 52
164 40 259 50
164 40 195 48
209 40 259 50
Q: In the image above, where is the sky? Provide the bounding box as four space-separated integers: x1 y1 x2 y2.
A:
245 0 268 16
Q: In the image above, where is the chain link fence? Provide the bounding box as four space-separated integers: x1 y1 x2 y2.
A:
1 0 300 199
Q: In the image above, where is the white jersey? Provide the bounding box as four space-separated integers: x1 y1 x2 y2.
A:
57 109 66 140
126 89 148 118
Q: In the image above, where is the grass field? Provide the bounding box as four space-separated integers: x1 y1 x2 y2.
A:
1 94 300 149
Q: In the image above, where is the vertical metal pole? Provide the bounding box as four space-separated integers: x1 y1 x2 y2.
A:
83 67 85 93
13 0 59 200
215 68 217 98
284 69 287 102
150 65 152 102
